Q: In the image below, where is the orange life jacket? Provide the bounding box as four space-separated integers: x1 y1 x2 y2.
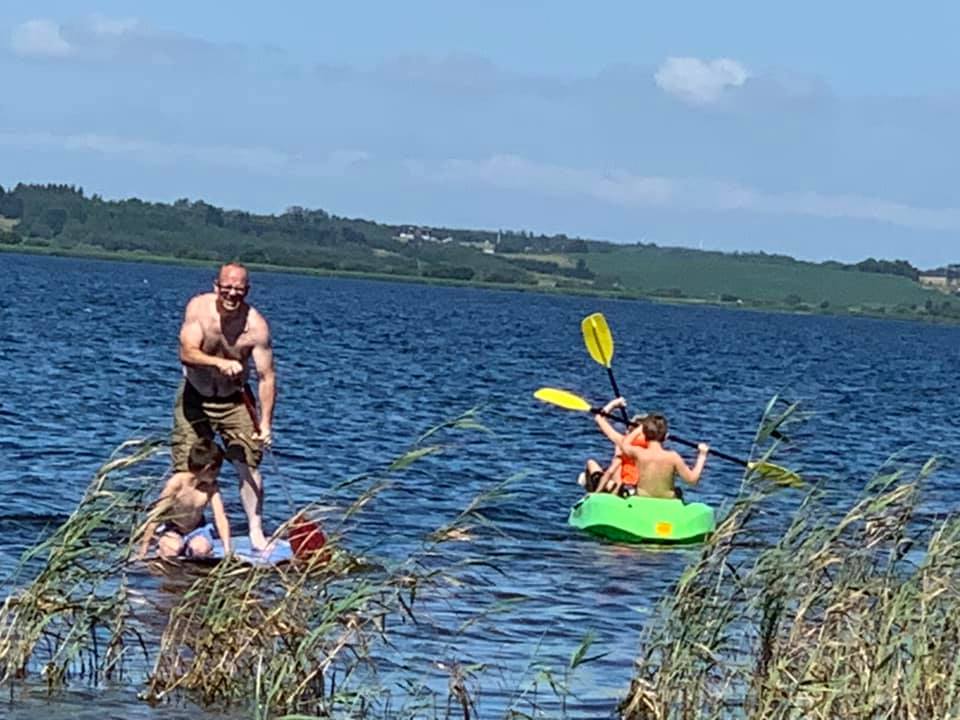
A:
619 435 648 486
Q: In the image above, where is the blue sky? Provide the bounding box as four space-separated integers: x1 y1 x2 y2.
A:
2 2 960 266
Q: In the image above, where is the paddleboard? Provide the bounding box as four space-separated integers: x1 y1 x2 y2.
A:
178 516 326 567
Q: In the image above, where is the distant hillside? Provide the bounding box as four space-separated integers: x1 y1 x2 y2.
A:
1 182 956 321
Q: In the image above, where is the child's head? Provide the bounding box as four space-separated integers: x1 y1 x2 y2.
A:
186 438 224 479
638 414 668 442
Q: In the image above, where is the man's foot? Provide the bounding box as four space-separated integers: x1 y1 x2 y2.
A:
249 530 270 553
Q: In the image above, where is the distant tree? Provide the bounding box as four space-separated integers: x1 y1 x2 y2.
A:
0 195 23 218
593 274 621 290
854 257 919 281
204 205 224 227
563 238 589 253
45 207 68 235
27 221 53 239
341 227 367 244
423 265 475 280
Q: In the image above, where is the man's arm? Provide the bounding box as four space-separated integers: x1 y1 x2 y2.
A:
178 297 243 378
673 444 709 486
208 486 232 555
250 314 276 442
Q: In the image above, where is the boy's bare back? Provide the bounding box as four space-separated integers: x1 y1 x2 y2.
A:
157 471 214 532
632 446 688 499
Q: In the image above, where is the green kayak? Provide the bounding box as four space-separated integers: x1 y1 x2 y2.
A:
569 493 715 544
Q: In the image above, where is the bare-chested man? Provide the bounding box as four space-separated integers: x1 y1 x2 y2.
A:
172 262 276 550
592 398 708 499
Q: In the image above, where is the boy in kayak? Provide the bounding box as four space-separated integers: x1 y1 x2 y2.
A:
137 438 232 560
591 398 709 499
578 397 641 494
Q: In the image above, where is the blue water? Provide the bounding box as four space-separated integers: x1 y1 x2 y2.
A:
2 252 960 718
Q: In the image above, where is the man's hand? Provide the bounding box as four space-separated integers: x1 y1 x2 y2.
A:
218 358 244 379
255 424 273 448
697 443 710 455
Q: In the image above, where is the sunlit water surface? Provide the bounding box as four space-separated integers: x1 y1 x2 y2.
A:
2 252 960 718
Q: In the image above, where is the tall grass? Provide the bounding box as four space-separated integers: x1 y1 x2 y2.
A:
620 399 960 719
0 439 162 688
0 411 600 718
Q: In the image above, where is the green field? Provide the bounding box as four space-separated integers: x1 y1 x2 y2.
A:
577 246 939 310
3 182 956 321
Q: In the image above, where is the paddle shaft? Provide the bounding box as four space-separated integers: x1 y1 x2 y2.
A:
241 384 262 435
667 434 749 468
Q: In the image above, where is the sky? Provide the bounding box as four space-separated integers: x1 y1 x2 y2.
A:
2 2 960 267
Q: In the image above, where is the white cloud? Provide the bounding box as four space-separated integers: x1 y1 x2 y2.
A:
11 19 72 58
0 130 371 178
409 154 675 206
88 15 139 37
654 56 749 105
8 16 235 66
408 154 960 232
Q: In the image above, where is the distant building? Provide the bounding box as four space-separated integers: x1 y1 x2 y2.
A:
919 274 949 288
919 264 960 292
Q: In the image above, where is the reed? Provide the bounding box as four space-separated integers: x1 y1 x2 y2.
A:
1 410 597 718
620 400 960 719
0 439 163 689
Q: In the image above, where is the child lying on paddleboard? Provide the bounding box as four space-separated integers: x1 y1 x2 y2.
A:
137 438 232 560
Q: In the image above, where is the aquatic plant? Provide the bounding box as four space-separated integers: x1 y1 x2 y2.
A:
0 439 162 689
619 400 960 719
0 410 601 718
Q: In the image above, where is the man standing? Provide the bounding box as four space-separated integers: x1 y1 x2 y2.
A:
172 262 276 550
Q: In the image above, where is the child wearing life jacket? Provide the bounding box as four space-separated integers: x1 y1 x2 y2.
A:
587 398 710 500
578 397 648 496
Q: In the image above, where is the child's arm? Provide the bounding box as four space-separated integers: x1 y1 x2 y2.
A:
208 485 232 555
137 475 182 560
594 397 626 445
673 444 710 486
602 455 622 483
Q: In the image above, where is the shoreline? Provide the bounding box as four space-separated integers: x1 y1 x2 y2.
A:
4 243 957 326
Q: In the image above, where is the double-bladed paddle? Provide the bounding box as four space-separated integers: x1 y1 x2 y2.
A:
534 386 802 487
581 313 631 427
576 312 803 487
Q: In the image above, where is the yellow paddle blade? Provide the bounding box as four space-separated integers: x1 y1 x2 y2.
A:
533 387 592 412
581 312 614 368
747 461 804 488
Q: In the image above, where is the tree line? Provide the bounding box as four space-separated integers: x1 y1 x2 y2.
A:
0 183 930 290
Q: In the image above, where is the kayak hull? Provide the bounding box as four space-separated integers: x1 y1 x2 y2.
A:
569 493 715 544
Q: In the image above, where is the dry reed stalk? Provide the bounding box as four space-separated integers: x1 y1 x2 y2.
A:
620 396 960 720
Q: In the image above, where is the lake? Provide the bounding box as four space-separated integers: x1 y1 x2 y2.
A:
2 251 960 718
